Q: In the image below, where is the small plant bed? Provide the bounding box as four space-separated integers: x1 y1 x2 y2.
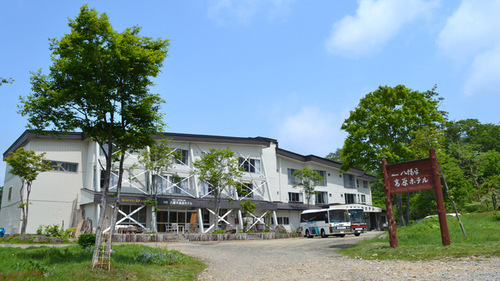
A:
0 244 205 280
0 224 76 244
0 235 71 244
337 212 500 261
185 231 301 241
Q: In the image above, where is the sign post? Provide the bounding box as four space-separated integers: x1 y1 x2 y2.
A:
381 148 450 247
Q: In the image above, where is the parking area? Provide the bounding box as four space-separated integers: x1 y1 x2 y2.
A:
164 232 500 280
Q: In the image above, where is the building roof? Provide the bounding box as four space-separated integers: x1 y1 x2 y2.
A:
4 130 376 181
276 148 376 181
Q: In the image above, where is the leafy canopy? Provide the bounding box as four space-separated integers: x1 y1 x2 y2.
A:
5 147 52 184
292 167 324 206
193 148 243 196
340 85 446 173
19 4 169 153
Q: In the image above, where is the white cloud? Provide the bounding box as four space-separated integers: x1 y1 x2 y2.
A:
207 0 292 25
463 43 500 97
276 106 346 156
437 0 500 62
437 0 500 97
325 0 437 58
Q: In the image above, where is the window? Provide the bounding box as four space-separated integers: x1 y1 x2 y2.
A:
315 191 328 204
315 170 327 186
343 174 355 188
152 175 168 194
363 180 369 188
200 181 214 196
8 187 12 201
152 175 187 194
46 161 78 173
288 192 303 203
100 171 119 188
118 205 147 226
239 158 260 173
277 217 290 225
287 169 299 185
175 149 189 165
345 193 356 204
170 176 187 194
238 183 253 198
361 194 366 203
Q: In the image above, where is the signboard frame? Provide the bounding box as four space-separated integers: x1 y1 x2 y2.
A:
381 148 450 248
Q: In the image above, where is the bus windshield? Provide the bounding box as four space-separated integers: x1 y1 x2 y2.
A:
329 210 349 223
349 209 364 223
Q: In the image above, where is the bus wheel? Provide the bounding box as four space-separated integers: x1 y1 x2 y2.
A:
339 234 345 238
354 233 361 237
306 229 313 238
321 229 327 238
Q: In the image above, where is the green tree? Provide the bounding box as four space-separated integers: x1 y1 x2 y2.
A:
340 85 446 225
442 120 499 211
18 5 168 267
0 77 13 86
193 148 242 231
325 148 342 162
292 167 324 208
444 119 500 153
4 147 53 234
135 139 179 232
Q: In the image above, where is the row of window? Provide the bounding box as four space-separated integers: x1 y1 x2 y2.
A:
44 160 79 173
288 192 366 204
287 169 327 186
288 169 369 189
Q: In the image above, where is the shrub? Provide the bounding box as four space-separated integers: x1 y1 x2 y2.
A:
212 230 226 234
78 234 96 249
493 211 500 221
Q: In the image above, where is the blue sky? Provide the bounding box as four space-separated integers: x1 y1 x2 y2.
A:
1 0 499 184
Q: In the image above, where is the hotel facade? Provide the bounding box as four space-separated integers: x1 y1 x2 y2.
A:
0 131 384 235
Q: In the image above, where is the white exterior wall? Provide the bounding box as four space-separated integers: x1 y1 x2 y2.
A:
1 132 376 235
0 139 88 234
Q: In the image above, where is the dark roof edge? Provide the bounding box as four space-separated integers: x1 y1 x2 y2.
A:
276 148 376 181
157 132 277 147
3 130 278 159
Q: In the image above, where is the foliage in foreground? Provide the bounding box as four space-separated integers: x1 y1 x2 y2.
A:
0 244 205 280
338 212 500 261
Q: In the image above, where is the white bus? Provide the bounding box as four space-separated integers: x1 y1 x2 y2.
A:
329 205 367 236
300 208 353 238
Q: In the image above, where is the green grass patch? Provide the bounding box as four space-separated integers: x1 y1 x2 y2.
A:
0 244 205 280
338 212 500 261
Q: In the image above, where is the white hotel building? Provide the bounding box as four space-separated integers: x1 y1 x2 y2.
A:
0 131 384 235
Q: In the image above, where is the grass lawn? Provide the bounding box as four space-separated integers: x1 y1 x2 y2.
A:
338 211 500 260
0 244 206 280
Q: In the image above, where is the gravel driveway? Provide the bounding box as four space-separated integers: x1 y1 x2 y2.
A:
164 232 500 281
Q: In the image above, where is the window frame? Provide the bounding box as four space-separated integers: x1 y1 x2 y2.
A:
288 192 303 203
343 174 355 188
315 191 328 204
239 157 261 173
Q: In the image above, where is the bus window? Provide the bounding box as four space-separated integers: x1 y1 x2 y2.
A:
349 209 365 223
329 210 347 223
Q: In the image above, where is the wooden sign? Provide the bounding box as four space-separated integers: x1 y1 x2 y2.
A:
382 148 450 247
385 158 433 193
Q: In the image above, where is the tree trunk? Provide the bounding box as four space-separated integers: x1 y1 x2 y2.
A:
405 193 411 224
106 152 125 258
91 142 113 268
19 181 27 234
395 194 406 226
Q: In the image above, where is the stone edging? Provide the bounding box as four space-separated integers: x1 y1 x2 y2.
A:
184 233 301 241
